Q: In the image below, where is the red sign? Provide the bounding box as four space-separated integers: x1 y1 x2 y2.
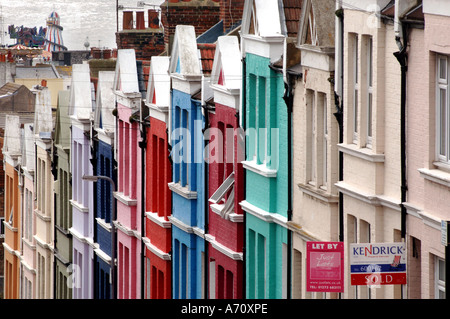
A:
351 273 407 286
306 242 344 293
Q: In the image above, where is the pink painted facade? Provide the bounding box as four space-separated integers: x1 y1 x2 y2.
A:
114 49 143 299
405 4 449 299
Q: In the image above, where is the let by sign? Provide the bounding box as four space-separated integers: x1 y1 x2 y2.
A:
306 242 344 293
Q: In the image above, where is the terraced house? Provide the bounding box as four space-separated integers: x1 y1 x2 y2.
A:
143 55 172 299
53 90 72 299
33 85 55 299
239 0 302 299
68 63 95 299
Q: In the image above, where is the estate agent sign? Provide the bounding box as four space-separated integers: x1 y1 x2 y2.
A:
306 242 344 293
350 242 407 286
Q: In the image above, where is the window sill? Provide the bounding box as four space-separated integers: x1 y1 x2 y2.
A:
418 167 450 188
242 160 277 178
168 182 197 200
338 143 385 163
70 199 89 213
113 192 138 206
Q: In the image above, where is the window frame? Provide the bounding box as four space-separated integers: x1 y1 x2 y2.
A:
436 54 450 165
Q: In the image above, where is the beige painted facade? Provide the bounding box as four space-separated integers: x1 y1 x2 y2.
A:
404 5 449 299
336 7 403 299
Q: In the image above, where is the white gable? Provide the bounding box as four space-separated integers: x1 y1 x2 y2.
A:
95 71 116 134
33 86 53 137
22 123 35 171
4 115 21 156
169 25 201 76
211 36 242 91
114 49 140 94
146 56 170 109
69 63 92 121
242 0 283 37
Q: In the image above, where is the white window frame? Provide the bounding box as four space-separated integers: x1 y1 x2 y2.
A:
352 34 359 144
322 95 328 189
366 36 373 148
436 54 450 165
435 256 445 299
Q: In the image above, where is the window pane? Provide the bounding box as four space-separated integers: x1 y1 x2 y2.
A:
439 259 445 282
368 93 373 138
440 88 447 156
440 57 447 80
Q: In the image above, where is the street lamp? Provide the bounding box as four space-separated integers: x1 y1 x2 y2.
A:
82 174 116 299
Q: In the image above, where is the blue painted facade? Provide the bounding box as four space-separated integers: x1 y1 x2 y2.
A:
94 139 115 299
170 89 206 299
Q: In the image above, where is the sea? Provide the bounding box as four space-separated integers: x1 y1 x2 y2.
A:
0 0 163 50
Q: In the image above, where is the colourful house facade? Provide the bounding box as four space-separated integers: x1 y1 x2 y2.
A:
113 49 143 299
143 56 172 299
168 25 206 299
93 71 116 299
2 115 22 299
33 85 55 299
68 64 95 299
206 35 244 299
53 90 73 299
240 0 290 299
20 122 36 299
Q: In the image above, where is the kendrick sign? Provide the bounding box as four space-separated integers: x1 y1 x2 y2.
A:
350 242 407 286
306 242 344 293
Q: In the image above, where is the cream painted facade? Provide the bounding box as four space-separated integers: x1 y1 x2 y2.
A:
20 123 36 299
336 5 404 299
404 1 449 299
33 87 55 299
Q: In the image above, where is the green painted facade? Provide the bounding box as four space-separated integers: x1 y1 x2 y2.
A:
244 53 288 299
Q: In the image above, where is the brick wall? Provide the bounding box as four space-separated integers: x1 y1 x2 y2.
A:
160 0 221 51
219 0 245 33
116 30 165 61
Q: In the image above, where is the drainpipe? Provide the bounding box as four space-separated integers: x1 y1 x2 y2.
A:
393 14 408 300
241 56 247 299
282 72 294 300
201 101 210 299
137 113 149 299
334 2 344 243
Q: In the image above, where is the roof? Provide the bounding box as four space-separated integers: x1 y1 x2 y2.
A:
283 0 302 38
114 49 140 94
198 43 216 76
0 82 22 96
169 25 201 76
94 71 116 133
211 36 241 91
69 63 92 120
33 86 53 136
54 90 71 148
146 56 170 109
15 65 60 79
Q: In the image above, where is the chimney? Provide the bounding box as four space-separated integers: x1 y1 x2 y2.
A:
123 11 134 30
136 11 146 30
160 0 221 52
148 9 159 29
220 0 244 33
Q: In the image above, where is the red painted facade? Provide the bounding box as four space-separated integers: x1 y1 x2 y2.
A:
145 116 172 299
208 102 244 299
